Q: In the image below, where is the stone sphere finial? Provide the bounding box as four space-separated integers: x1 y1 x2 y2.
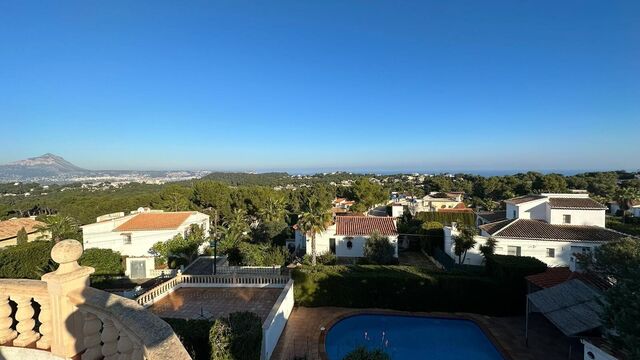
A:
51 239 83 265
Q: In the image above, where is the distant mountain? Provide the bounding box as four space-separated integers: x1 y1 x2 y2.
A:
0 153 88 179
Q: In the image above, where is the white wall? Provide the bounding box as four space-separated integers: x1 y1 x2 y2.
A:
547 208 605 227
304 225 399 258
445 226 601 267
581 340 618 360
516 199 548 220
261 280 294 360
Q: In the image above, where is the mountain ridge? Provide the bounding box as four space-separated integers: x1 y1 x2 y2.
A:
0 153 88 179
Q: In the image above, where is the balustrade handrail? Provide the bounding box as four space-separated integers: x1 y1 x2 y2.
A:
0 279 49 298
68 287 190 360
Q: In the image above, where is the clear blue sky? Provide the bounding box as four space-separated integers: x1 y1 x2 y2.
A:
1 1 639 173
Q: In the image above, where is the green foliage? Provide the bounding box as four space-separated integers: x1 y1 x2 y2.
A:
582 238 640 358
297 198 332 265
191 180 233 219
151 224 207 264
302 251 337 265
292 265 522 315
485 254 547 283
343 346 390 360
163 318 213 360
363 231 396 265
157 184 191 211
251 220 288 245
353 178 386 210
209 312 262 360
16 227 28 245
0 241 56 279
606 217 640 236
79 248 124 276
478 237 497 259
452 225 477 264
228 243 288 266
35 214 80 241
414 212 475 227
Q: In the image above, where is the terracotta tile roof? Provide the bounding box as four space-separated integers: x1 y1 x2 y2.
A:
335 216 397 236
505 195 546 204
481 219 626 242
114 212 194 232
548 198 607 210
476 211 507 223
526 267 611 291
0 218 44 241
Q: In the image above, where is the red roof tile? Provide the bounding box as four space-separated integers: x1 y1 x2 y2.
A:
114 212 194 232
335 216 397 236
526 267 611 291
0 218 44 241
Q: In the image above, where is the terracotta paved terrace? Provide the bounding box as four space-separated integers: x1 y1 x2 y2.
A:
271 307 583 360
149 288 282 321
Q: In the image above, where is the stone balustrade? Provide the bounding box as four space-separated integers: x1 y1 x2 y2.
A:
0 239 190 360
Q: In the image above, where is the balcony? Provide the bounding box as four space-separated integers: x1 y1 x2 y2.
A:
0 239 190 360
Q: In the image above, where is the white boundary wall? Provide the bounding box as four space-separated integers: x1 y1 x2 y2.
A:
261 280 295 360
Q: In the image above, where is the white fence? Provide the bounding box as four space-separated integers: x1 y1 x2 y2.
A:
147 268 180 278
136 274 291 307
216 266 283 275
261 279 295 360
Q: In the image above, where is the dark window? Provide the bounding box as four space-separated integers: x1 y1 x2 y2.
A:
563 214 571 224
329 238 336 254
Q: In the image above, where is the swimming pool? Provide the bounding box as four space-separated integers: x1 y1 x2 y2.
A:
324 314 505 360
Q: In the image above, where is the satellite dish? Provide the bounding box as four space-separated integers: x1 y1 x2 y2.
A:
137 207 145 213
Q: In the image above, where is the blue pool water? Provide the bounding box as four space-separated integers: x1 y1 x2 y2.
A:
325 314 504 360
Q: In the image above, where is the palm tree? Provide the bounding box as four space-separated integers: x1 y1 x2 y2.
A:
35 214 79 242
614 187 640 222
297 199 332 266
259 197 288 223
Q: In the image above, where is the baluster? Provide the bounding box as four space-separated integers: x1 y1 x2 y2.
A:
0 295 17 345
81 312 103 360
13 296 40 347
35 297 51 350
116 329 134 360
101 318 119 360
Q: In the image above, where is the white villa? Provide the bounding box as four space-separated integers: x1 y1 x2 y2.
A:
608 200 640 217
409 191 465 214
444 193 628 267
82 208 210 278
294 216 398 259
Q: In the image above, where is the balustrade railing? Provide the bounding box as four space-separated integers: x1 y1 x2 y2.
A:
0 240 190 360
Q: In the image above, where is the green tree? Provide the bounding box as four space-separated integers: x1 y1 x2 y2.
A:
35 214 79 241
353 178 387 211
258 196 287 223
453 224 477 264
580 238 640 358
158 184 191 211
614 187 640 219
151 224 207 264
16 227 28 245
363 231 396 265
297 198 332 266
479 237 497 259
209 312 262 360
191 180 232 220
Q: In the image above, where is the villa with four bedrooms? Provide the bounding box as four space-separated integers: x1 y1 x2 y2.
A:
445 193 627 267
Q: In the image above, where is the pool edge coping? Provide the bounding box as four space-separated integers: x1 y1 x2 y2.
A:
317 309 514 360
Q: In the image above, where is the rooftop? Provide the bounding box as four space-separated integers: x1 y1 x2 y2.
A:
114 212 195 232
335 216 397 236
0 217 44 241
480 219 627 242
504 195 546 204
525 267 611 291
548 198 607 210
476 211 507 223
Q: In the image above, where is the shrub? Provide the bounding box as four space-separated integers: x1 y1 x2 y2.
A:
209 311 262 360
485 255 547 283
168 256 190 269
343 346 390 360
292 265 520 315
363 231 396 265
303 251 337 265
16 227 28 245
163 318 213 360
0 241 56 279
79 248 124 276
230 243 288 266
415 212 475 226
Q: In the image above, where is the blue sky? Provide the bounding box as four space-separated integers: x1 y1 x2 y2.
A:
0 1 639 172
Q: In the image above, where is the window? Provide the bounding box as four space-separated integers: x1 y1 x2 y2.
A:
512 210 516 218
546 248 555 258
563 214 571 224
122 233 132 245
507 246 521 256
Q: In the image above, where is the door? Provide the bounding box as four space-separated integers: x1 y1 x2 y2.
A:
329 238 336 254
130 260 147 279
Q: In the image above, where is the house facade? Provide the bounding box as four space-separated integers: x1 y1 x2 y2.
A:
444 193 627 266
0 217 46 248
82 208 209 278
409 192 465 214
295 216 398 259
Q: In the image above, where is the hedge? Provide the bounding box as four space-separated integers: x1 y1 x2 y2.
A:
485 255 547 284
162 318 213 360
0 241 56 279
292 265 523 316
79 248 124 276
415 212 475 227
210 311 262 360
